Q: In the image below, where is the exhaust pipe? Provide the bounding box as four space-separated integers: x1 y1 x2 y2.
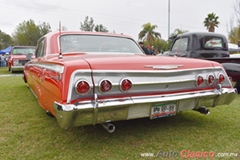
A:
194 106 210 115
101 123 115 133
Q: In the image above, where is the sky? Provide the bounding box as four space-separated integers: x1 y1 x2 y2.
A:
0 0 238 41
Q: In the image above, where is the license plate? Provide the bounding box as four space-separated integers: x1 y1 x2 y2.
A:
151 102 176 119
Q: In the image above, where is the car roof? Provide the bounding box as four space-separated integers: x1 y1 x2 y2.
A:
176 32 226 38
43 31 134 39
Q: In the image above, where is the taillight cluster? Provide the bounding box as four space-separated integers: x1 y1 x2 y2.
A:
99 79 112 92
75 78 133 94
218 74 225 84
75 80 91 94
196 75 204 86
120 79 132 91
207 75 215 85
196 74 225 86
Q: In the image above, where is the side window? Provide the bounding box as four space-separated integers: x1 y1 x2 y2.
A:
35 38 45 58
172 37 188 52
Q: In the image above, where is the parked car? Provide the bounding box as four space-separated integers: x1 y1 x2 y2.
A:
164 32 240 93
23 31 237 132
8 46 36 73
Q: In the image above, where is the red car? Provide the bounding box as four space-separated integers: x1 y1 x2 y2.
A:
8 46 36 73
23 31 236 132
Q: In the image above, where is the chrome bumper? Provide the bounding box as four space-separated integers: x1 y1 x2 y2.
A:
53 87 237 129
12 66 24 71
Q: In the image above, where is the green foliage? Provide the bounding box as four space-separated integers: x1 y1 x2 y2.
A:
39 22 52 36
0 30 13 49
94 24 108 32
154 39 170 53
138 22 161 47
227 0 240 45
13 19 51 46
80 16 108 33
80 16 95 31
228 26 240 44
170 28 189 37
203 13 220 32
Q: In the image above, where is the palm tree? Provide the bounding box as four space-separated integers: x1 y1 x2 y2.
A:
138 23 161 46
170 28 189 37
203 13 220 32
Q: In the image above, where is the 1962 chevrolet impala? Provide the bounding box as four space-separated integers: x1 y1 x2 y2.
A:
23 31 237 132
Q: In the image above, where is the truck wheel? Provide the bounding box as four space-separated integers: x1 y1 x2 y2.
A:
234 81 240 93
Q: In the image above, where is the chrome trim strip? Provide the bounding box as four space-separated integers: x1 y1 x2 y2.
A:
91 67 222 73
27 63 65 73
65 67 222 75
144 65 183 69
133 79 193 85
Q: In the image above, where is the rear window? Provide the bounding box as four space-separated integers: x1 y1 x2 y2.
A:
203 37 223 49
12 47 36 55
60 35 143 54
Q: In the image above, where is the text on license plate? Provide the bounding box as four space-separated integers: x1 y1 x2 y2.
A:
151 103 176 119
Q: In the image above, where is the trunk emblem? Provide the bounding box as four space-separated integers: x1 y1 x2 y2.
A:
144 65 183 70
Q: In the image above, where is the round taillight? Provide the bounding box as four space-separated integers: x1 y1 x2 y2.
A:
207 75 215 85
120 79 132 91
196 75 204 86
100 80 112 92
75 80 90 94
218 74 225 84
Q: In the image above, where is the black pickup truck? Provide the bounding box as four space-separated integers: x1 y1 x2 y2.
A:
164 32 240 93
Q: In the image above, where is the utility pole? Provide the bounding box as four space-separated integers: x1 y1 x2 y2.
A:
168 0 170 38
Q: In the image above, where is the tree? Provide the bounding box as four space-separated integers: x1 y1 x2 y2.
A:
228 26 240 44
80 16 95 31
13 19 52 46
39 22 52 36
94 24 108 32
203 13 220 32
0 30 13 49
233 0 240 24
227 0 240 44
154 38 169 53
138 22 161 46
170 28 188 37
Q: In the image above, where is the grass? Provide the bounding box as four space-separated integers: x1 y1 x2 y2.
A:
0 67 23 75
0 70 240 160
0 67 10 74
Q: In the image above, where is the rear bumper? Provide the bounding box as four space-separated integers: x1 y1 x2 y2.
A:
54 86 237 129
11 66 24 71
